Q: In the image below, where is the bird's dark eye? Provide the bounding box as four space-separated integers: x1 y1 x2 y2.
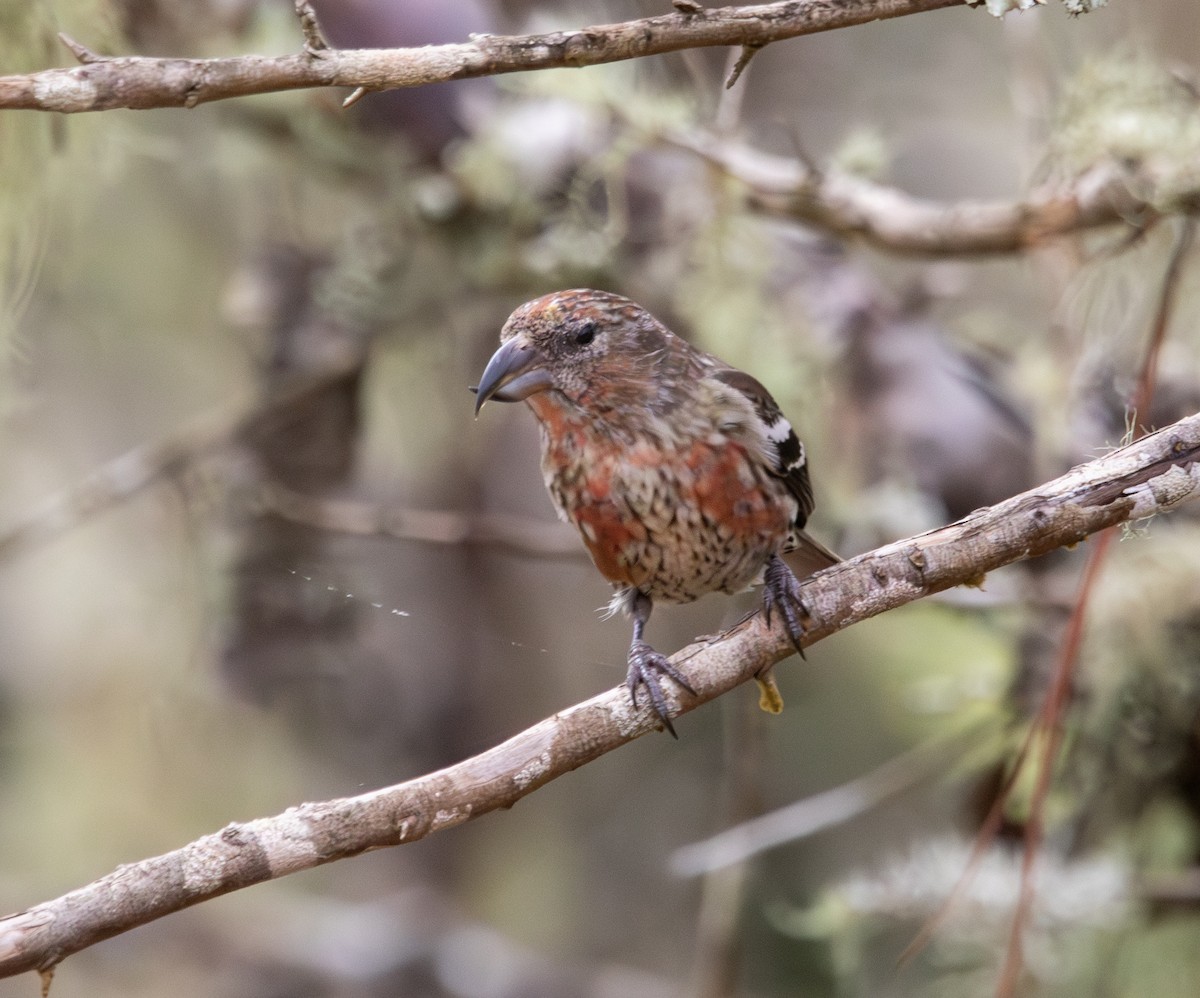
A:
574 321 598 347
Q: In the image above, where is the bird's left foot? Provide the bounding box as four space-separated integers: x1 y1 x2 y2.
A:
626 641 696 738
762 554 811 658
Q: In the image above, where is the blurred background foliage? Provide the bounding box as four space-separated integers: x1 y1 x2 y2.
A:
2 0 1200 996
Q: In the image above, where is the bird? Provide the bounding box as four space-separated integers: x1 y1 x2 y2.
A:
472 289 838 736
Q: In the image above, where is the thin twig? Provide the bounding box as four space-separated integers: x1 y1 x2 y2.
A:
0 412 1198 980
56 33 104 65
994 219 1196 998
995 532 1110 997
1131 220 1196 434
671 724 987 876
293 0 330 55
897 723 1039 967
254 482 584 559
724 43 762 88
0 366 358 563
0 0 965 114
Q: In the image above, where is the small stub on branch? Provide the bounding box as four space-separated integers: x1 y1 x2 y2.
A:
294 0 331 55
57 33 104 65
673 0 705 13
342 86 368 109
725 43 763 89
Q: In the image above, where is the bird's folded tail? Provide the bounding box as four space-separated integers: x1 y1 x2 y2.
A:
784 529 842 581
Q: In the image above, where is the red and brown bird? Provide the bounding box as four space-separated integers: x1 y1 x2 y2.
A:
473 289 838 735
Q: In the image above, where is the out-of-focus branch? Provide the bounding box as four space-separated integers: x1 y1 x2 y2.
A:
255 482 583 559
996 217 1197 998
675 133 1164 256
1 412 1198 980
670 726 980 876
0 0 966 114
0 422 585 564
0 367 357 563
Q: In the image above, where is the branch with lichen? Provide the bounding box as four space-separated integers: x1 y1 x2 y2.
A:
1 409 1197 983
668 58 1200 257
672 133 1166 256
0 0 1159 263
1 0 967 114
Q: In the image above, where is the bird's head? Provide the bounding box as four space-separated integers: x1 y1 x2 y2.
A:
472 289 680 416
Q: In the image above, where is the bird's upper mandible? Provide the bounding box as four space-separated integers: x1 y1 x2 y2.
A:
474 289 704 419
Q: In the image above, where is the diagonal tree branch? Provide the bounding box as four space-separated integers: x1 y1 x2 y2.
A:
0 411 1198 980
0 0 965 114
673 132 1162 256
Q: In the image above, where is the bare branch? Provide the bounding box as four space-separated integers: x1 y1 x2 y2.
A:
0 424 582 565
0 407 237 562
996 216 1196 997
0 0 963 114
1132 219 1196 430
670 726 980 876
674 132 1164 256
253 482 584 559
0 366 358 563
1 412 1198 979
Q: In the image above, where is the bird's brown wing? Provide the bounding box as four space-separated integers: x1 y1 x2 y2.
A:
710 367 815 522
711 367 840 573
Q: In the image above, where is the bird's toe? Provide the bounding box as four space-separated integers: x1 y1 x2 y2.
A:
626 641 695 737
762 555 810 658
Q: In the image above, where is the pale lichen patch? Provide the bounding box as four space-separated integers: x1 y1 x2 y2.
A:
513 751 552 789
32 70 98 112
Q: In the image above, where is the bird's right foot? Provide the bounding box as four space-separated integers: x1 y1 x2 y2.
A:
626 640 696 738
762 554 811 659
